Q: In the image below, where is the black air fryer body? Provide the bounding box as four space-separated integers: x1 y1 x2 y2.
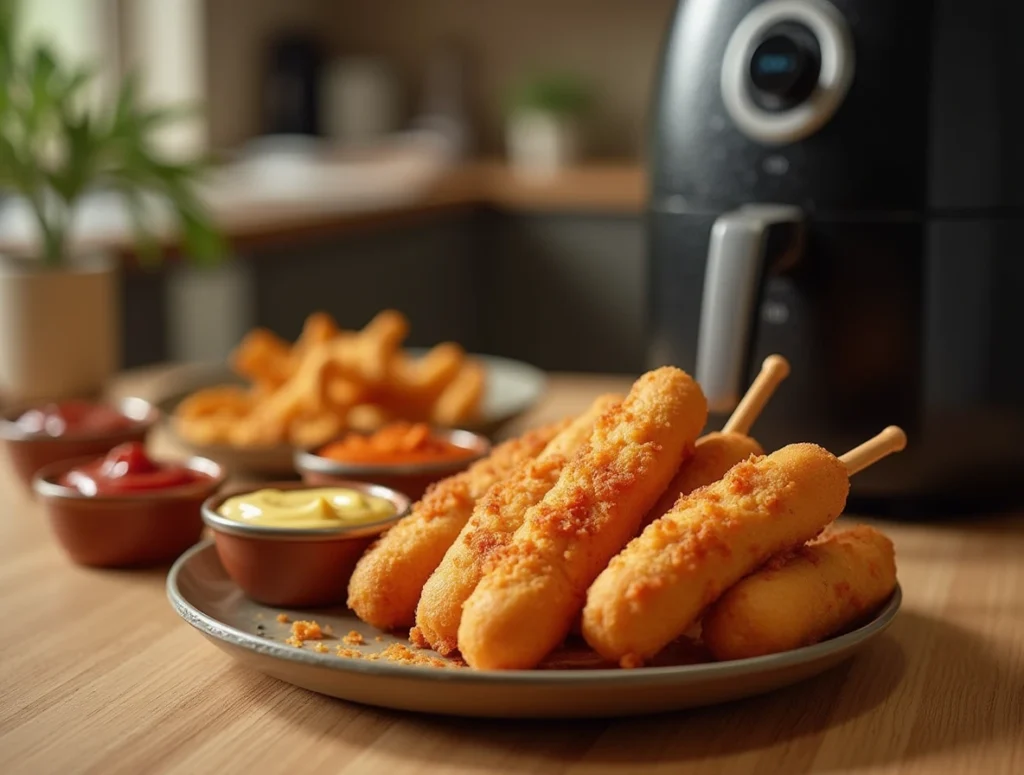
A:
648 0 1024 510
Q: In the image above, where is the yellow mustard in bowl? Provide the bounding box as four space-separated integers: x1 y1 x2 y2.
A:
217 487 396 529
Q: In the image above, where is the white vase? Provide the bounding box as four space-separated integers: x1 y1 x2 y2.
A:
0 255 120 404
506 110 580 179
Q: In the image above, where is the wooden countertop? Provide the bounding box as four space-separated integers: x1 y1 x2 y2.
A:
2 369 1022 774
0 161 646 259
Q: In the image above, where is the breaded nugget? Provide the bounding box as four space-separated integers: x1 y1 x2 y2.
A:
458 367 708 669
415 393 623 655
582 443 849 665
346 420 568 630
702 525 897 661
644 431 764 527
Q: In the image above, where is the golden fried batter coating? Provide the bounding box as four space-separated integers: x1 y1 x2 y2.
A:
582 443 849 665
458 367 708 669
346 420 568 629
415 394 623 655
702 525 896 660
644 431 764 527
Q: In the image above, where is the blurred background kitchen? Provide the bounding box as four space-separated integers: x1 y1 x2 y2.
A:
0 0 670 376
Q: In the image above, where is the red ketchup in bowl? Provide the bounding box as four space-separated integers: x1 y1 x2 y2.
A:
16 400 136 438
60 442 209 496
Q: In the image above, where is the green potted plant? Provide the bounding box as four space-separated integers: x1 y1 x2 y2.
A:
0 0 222 403
505 72 592 178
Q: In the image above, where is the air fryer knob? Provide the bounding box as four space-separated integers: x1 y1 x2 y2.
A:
747 22 822 112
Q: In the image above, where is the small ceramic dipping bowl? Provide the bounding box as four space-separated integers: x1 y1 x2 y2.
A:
294 428 490 501
33 455 225 568
1 397 159 490
201 481 411 608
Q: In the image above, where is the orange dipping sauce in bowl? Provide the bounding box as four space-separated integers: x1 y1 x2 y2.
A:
296 423 491 500
317 422 479 466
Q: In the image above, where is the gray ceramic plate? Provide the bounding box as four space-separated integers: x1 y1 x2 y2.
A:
155 352 547 476
168 541 902 719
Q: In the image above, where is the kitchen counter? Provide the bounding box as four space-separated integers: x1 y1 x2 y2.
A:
1 368 1022 774
0 161 645 260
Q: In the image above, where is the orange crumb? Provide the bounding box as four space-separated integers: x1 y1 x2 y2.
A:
335 646 363 659
290 620 324 642
342 630 366 646
619 653 644 669
375 635 384 643
276 613 290 623
313 642 329 654
285 636 302 648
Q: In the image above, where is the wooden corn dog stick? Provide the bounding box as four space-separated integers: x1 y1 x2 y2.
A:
839 426 907 476
721 355 791 435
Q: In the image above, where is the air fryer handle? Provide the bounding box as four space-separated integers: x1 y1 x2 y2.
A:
696 204 803 413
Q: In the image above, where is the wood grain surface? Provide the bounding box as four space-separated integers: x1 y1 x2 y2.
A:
1 369 1022 774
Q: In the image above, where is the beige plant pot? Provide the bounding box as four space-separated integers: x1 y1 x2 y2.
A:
506 110 581 179
0 255 120 404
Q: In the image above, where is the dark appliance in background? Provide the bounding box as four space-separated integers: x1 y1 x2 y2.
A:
647 0 1024 512
261 32 324 136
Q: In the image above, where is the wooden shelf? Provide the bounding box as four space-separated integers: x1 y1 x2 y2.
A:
0 160 647 261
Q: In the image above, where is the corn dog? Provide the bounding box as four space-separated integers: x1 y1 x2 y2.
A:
644 431 764 523
458 367 708 669
702 525 897 661
644 355 789 526
414 393 623 655
582 427 906 665
582 443 850 665
347 419 568 629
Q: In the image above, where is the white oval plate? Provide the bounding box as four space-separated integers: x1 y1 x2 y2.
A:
167 541 902 719
155 352 547 476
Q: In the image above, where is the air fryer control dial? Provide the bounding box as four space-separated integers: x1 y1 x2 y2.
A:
721 0 854 145
747 22 822 111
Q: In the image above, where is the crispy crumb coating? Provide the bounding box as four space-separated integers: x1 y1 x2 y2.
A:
346 420 568 629
415 394 623 655
459 367 708 669
582 443 849 663
643 431 764 527
702 525 896 660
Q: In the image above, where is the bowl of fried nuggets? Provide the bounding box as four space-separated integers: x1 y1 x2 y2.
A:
166 311 542 476
344 361 906 671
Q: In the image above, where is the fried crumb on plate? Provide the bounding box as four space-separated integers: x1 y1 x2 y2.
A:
276 613 290 624
331 641 464 668
342 630 366 646
283 620 324 648
313 642 329 654
375 635 384 643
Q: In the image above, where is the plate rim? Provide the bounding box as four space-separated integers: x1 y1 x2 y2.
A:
168 540 902 686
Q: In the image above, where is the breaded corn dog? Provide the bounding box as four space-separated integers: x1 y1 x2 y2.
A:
347 419 568 629
643 355 789 527
644 431 764 524
415 393 623 655
582 443 850 665
459 367 708 669
702 525 897 661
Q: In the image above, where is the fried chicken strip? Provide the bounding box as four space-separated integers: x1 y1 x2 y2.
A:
582 443 849 665
702 525 897 661
458 367 708 669
415 393 623 655
347 420 568 629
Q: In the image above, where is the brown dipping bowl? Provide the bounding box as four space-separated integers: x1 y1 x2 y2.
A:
2 397 159 491
32 455 225 568
294 428 490 501
201 481 410 608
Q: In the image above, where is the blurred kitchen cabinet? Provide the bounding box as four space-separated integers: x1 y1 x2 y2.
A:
477 212 646 374
250 215 482 350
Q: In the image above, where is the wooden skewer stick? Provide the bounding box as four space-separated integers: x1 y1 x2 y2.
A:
722 355 791 435
840 426 908 476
